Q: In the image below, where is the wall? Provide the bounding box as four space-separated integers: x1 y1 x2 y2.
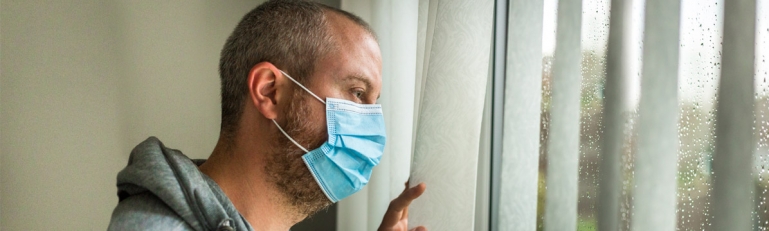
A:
0 1 261 230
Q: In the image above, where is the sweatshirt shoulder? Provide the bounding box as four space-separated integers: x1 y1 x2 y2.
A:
108 192 193 231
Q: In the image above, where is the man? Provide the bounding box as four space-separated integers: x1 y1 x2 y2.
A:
107 1 427 230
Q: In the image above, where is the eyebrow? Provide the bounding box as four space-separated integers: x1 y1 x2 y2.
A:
342 74 380 99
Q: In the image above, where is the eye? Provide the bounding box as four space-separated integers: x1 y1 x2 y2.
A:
351 88 365 99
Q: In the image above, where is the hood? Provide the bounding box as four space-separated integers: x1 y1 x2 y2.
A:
116 137 251 231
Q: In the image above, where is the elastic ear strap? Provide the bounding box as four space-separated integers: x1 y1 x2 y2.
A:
272 119 310 153
278 70 326 105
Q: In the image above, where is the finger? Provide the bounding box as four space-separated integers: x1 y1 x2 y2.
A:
391 183 426 211
401 183 425 219
402 203 408 218
403 183 426 218
400 181 414 219
381 183 427 226
409 226 427 231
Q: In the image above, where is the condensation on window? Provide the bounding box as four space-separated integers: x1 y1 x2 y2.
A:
538 0 611 230
673 1 769 230
538 0 555 230
675 0 723 230
537 0 769 231
576 0 611 230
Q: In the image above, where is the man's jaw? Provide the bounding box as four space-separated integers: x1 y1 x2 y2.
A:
264 93 332 217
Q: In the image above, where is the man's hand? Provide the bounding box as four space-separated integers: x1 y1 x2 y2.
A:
378 182 427 231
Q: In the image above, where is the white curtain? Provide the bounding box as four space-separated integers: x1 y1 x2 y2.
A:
340 0 494 230
338 1 418 230
407 0 494 230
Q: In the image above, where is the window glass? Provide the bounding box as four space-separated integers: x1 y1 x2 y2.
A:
536 0 769 230
753 1 769 230
675 1 723 230
538 0 611 230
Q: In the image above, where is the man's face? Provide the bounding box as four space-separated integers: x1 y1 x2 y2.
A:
264 14 382 216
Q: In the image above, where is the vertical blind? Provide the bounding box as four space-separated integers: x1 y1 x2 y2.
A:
338 0 767 230
500 0 764 229
631 0 682 230
711 0 757 230
543 0 582 229
597 0 630 230
495 0 544 230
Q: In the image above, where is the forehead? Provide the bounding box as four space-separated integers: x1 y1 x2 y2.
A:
308 11 382 92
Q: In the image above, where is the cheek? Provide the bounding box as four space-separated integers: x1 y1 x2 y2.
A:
311 103 328 131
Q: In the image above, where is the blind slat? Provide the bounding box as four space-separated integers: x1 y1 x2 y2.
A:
543 0 583 229
497 0 545 230
631 0 682 230
598 0 631 230
711 0 757 230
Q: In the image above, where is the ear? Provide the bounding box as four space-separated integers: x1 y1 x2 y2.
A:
247 62 282 120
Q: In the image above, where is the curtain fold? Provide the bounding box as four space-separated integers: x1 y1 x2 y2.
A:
413 0 438 145
407 0 494 230
474 65 493 231
631 0 682 230
711 0 757 230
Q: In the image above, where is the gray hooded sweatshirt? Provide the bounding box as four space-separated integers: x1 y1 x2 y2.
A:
108 137 254 231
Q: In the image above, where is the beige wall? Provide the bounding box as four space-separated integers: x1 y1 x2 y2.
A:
0 1 263 230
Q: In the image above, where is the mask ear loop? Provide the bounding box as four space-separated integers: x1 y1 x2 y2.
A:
272 119 310 153
272 69 326 153
278 70 326 105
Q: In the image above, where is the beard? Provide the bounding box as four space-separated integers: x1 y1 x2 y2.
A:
264 87 331 216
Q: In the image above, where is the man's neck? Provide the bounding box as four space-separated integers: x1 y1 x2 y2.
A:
199 136 306 231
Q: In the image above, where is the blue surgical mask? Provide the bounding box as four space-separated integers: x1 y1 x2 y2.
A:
272 70 386 203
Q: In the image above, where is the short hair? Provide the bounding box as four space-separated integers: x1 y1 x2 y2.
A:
218 0 375 139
